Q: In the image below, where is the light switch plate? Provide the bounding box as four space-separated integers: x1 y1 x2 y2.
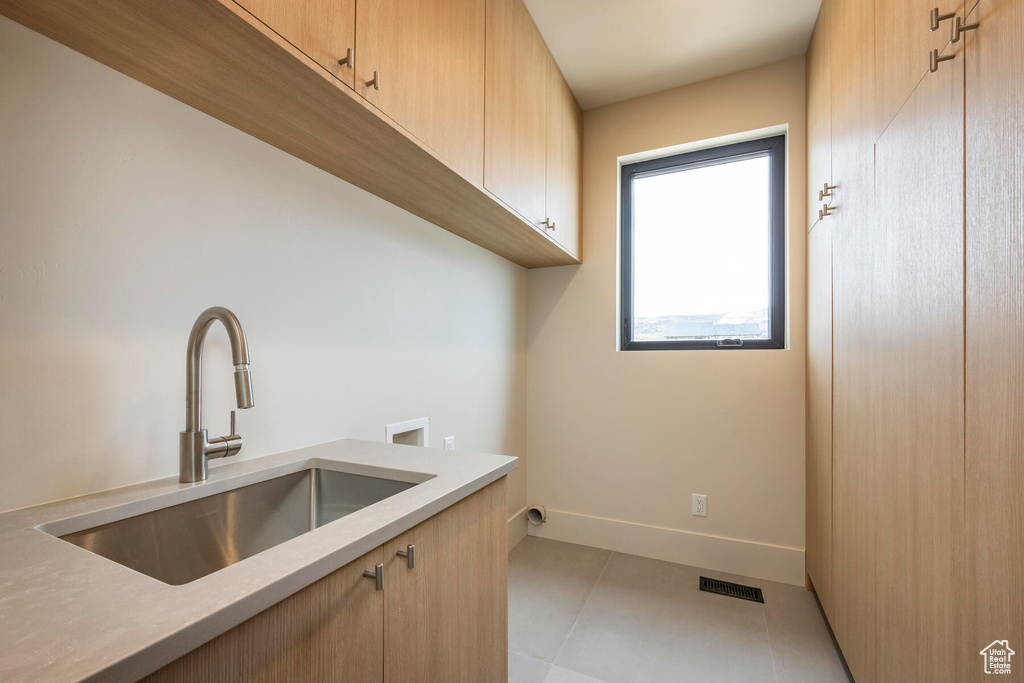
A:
443 435 455 450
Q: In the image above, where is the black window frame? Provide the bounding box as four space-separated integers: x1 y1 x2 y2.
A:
620 134 787 351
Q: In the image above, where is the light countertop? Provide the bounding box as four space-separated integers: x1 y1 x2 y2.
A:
0 439 517 682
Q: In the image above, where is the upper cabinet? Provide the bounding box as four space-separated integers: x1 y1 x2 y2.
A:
353 0 486 184
484 0 549 228
545 53 582 258
0 0 581 268
236 0 356 88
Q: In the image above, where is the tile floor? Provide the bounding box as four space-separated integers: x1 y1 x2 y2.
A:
508 537 852 683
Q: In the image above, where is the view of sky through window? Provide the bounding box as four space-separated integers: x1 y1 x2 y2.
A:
631 154 772 342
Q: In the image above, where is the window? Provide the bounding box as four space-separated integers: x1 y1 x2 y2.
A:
620 135 786 350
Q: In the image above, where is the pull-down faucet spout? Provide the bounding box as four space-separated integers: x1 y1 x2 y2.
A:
180 306 254 483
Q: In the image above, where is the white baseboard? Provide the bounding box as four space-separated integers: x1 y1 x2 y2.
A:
507 506 528 553
527 509 805 586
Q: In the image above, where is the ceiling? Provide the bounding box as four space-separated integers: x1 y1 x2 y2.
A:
522 0 823 110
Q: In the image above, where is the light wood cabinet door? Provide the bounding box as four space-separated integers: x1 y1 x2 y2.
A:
805 220 833 619
875 0 962 132
964 1 1024 679
384 479 507 683
144 546 385 682
873 41 965 683
484 0 548 227
544 53 582 258
354 0 486 185
806 0 831 232
827 0 878 680
236 0 356 89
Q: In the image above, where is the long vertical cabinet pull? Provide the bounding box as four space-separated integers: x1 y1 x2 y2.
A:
396 544 415 569
363 563 384 591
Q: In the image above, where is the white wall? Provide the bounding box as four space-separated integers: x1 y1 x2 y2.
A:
526 58 808 585
0 16 527 521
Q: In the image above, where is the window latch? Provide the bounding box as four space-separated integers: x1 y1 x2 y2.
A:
717 339 744 348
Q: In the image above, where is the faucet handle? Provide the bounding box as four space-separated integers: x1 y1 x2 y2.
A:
207 412 242 459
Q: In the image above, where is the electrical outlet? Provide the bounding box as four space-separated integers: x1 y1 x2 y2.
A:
443 435 455 450
692 494 707 517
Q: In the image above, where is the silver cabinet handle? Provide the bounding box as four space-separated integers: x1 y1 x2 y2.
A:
819 182 838 200
930 7 955 31
366 71 380 90
363 563 383 591
540 219 555 231
338 47 353 70
396 544 415 569
929 48 955 73
819 203 837 220
950 15 979 43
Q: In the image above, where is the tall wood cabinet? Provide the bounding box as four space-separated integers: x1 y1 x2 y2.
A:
807 1 1023 681
826 0 879 679
963 0 1024 679
873 51 965 682
805 219 832 619
806 0 831 232
875 0 962 130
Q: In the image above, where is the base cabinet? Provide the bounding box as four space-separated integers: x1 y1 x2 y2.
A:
384 478 507 682
144 478 507 683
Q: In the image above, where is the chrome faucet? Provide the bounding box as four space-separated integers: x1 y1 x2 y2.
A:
179 306 254 483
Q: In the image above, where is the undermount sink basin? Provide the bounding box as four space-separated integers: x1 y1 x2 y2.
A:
56 468 417 585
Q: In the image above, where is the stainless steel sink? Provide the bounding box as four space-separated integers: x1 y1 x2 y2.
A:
57 468 416 585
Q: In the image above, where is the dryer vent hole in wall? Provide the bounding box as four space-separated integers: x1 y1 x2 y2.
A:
527 505 546 525
699 577 764 603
